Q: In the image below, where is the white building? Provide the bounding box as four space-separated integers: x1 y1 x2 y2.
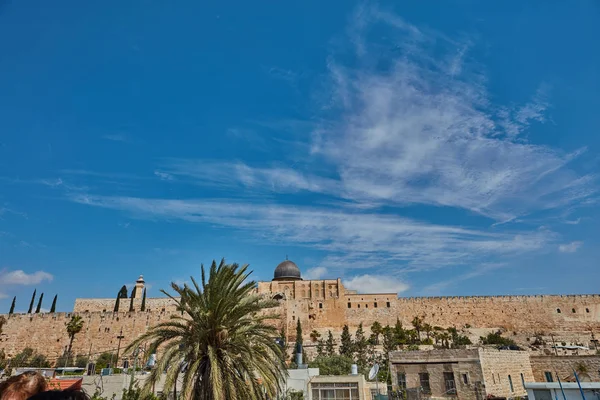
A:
525 382 600 400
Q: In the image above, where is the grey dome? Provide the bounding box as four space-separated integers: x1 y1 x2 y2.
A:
273 260 302 281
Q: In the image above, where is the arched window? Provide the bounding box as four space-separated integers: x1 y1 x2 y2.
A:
556 308 561 313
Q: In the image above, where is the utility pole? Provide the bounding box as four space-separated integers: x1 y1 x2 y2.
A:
115 328 125 368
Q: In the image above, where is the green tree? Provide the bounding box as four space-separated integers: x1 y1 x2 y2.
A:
0 316 5 335
27 289 36 314
480 331 517 348
325 330 335 356
370 321 383 345
130 287 137 299
308 355 353 376
124 259 286 400
316 339 325 357
354 323 368 370
382 325 396 354
11 347 50 368
94 352 116 372
140 288 147 311
393 318 407 346
292 318 303 363
310 329 321 342
114 291 121 313
0 349 7 370
35 292 44 313
66 315 85 354
119 285 128 298
9 296 16 314
423 323 433 341
339 325 353 358
50 295 58 313
129 295 135 312
411 316 424 341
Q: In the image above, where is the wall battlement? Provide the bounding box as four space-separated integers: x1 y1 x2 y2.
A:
2 272 599 364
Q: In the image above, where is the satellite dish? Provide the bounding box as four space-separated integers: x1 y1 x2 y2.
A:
368 363 380 380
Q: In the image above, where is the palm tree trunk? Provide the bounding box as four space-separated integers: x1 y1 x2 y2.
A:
68 336 74 354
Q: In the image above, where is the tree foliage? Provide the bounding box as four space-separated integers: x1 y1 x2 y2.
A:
119 285 128 299
66 315 85 354
480 331 518 348
124 259 287 400
325 330 336 357
35 293 44 313
11 347 51 368
140 288 147 311
129 295 135 312
354 323 368 370
9 297 16 314
370 321 382 345
50 295 57 313
308 355 354 376
339 325 353 358
27 289 36 314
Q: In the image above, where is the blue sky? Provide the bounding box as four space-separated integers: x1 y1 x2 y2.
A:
1 1 599 312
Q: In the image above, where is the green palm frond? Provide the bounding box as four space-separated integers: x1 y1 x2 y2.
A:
125 259 286 400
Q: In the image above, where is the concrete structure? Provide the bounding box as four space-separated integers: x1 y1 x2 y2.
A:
525 382 600 400
309 374 373 400
389 348 534 400
531 355 600 383
1 260 600 363
284 368 320 398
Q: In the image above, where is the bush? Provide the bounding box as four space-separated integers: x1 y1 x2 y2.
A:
11 348 50 368
480 331 519 349
308 355 354 376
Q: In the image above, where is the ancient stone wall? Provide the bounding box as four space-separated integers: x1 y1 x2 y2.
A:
530 355 600 382
479 348 533 398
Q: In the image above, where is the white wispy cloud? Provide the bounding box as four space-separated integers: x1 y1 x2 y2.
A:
154 171 174 181
68 194 556 270
102 134 131 143
344 274 409 294
304 267 328 280
0 270 54 285
558 241 583 253
420 264 504 295
155 7 594 223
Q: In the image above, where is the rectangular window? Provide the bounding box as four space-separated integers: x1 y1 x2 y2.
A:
387 302 391 308
311 382 360 399
508 375 514 392
319 303 323 309
347 303 351 308
397 372 407 389
462 373 469 385
419 372 431 393
544 371 554 382
444 372 456 395
374 302 378 308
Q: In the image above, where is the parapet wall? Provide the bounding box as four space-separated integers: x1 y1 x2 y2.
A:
2 293 599 363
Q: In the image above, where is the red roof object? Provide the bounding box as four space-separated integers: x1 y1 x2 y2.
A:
47 378 83 391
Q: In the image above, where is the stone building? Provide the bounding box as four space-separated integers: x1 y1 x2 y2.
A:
1 259 600 364
530 355 600 383
389 348 535 400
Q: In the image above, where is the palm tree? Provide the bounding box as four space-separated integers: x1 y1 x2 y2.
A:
423 324 433 341
125 259 286 400
66 315 85 355
310 330 321 342
411 316 424 340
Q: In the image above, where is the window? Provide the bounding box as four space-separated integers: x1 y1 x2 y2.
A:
521 373 525 387
311 382 360 399
374 302 378 308
358 304 360 308
557 308 561 313
419 373 431 393
508 375 514 392
365 304 368 308
397 373 407 389
292 316 295 321
444 372 456 395
572 308 576 313
319 303 323 309
586 308 590 313
544 371 554 382
462 373 469 385
348 302 351 309
492 374 496 384
387 302 391 308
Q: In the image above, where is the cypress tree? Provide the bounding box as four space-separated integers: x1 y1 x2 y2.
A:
35 293 44 313
291 318 302 363
140 288 147 311
339 324 353 357
9 297 16 314
130 287 136 299
113 291 120 313
50 295 57 313
27 289 36 314
118 285 128 299
129 294 135 312
325 330 335 356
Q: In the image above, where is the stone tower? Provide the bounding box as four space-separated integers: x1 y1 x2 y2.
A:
133 275 145 298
